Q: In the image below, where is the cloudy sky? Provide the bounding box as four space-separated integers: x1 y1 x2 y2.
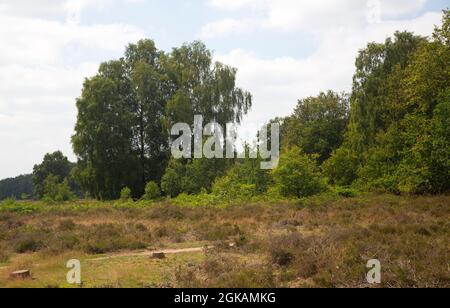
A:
0 0 447 179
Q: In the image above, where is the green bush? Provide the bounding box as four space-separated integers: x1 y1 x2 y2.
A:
143 181 161 200
334 187 358 198
161 160 184 197
322 147 360 186
120 187 132 201
212 156 271 199
272 147 328 198
1 198 17 207
42 175 75 202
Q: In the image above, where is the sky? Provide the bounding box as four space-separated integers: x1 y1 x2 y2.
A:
0 0 448 180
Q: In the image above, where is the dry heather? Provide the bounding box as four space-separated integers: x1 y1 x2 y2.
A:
0 194 449 288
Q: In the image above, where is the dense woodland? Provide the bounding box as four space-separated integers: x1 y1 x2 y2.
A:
1 10 448 202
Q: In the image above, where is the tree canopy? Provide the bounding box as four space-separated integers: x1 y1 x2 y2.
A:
32 151 75 199
72 40 252 200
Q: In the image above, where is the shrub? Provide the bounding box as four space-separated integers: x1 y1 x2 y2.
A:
174 254 275 288
42 175 75 202
323 147 360 186
272 147 328 198
161 160 184 197
143 181 161 200
212 156 271 198
212 177 258 200
1 198 17 207
14 237 44 253
82 223 150 254
268 233 306 267
334 187 358 198
120 187 132 201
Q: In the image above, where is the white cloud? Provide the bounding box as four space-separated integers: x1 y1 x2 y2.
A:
200 18 258 38
0 0 443 179
215 11 442 127
204 0 430 37
0 0 145 179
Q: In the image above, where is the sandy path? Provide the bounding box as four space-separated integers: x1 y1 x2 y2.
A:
88 246 215 261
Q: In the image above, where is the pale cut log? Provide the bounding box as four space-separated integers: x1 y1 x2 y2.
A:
10 270 31 279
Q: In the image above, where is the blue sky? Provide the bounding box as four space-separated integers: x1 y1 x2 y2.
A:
0 0 447 179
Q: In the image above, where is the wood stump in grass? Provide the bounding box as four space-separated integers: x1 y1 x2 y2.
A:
151 252 166 259
10 270 31 279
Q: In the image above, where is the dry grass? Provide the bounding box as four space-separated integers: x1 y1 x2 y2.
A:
0 193 448 288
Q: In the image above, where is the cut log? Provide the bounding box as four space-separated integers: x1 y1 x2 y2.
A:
10 270 31 279
151 252 166 259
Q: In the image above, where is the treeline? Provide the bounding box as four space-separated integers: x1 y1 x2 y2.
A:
0 175 33 200
2 11 448 202
321 11 449 194
71 40 251 200
0 151 82 201
274 10 449 196
156 10 448 200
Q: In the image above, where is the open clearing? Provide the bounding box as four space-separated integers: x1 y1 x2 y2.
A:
0 193 449 288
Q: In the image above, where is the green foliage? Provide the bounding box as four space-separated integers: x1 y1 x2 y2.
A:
334 187 358 198
120 187 132 201
429 94 450 193
183 159 227 194
349 31 426 152
324 11 450 195
32 151 75 199
42 175 75 202
322 147 360 186
212 156 271 198
1 197 17 207
282 91 349 163
0 174 33 201
161 158 228 197
272 147 328 198
73 39 251 200
143 181 161 200
161 160 184 197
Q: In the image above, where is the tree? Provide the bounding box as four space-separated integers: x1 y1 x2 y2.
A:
163 41 252 128
143 181 161 200
323 147 360 186
0 175 33 201
346 11 450 194
120 187 132 201
42 175 74 202
128 41 169 196
161 160 184 198
212 154 272 198
272 147 327 198
282 91 349 163
32 151 74 199
348 31 426 153
72 40 252 200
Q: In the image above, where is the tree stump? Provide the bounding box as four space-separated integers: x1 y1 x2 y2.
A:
10 270 31 279
151 252 166 259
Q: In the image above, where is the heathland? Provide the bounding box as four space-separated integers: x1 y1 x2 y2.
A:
0 193 448 288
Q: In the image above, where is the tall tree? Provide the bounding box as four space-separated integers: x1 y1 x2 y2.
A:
72 63 138 200
73 40 252 200
282 91 349 163
164 41 252 129
327 10 450 192
127 40 169 194
32 151 74 199
348 31 426 153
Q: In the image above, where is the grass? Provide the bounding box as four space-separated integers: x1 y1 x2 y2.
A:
0 193 448 288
